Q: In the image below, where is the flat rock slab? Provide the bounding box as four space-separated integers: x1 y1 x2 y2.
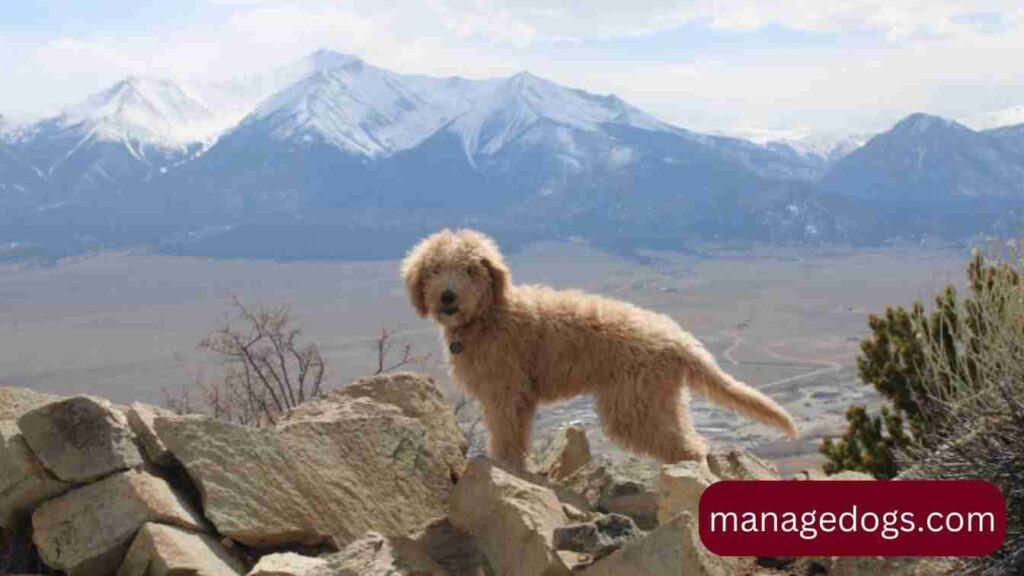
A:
449 458 571 576
155 374 465 548
116 523 245 576
32 467 206 576
18 395 143 483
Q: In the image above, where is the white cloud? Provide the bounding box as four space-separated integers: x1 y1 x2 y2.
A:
2 0 1024 135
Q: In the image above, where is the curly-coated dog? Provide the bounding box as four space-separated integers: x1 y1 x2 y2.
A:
402 229 798 469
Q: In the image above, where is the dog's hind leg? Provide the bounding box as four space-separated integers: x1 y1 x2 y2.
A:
596 375 707 464
480 390 537 471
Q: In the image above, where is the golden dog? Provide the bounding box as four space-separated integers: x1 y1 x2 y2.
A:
402 229 798 469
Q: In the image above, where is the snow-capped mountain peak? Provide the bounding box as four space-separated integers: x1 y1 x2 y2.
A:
448 71 668 158
239 59 481 157
58 76 216 149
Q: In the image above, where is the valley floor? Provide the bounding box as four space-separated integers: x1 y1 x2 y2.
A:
0 241 968 475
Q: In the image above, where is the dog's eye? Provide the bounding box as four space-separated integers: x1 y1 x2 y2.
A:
465 265 475 276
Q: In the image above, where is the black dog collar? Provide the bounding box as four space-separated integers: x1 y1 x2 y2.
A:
449 340 464 354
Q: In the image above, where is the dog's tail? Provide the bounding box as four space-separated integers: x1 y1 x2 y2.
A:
681 342 800 439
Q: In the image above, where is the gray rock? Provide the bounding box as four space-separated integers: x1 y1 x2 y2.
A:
556 456 660 529
17 395 143 483
250 532 448 576
706 449 779 481
553 513 642 560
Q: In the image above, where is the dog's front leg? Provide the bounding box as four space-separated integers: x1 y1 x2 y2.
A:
480 392 537 471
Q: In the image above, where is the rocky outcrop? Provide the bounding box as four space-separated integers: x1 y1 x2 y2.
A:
18 395 143 483
153 373 465 548
31 467 207 576
0 388 72 529
449 458 571 576
116 522 245 576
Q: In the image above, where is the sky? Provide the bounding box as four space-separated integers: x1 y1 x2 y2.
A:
2 0 1024 138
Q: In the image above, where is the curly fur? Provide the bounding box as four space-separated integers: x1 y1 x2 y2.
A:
402 229 799 469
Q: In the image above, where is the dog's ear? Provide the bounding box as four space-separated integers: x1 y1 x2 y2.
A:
400 243 429 317
482 256 511 305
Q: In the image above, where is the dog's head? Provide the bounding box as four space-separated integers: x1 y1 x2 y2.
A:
401 229 510 327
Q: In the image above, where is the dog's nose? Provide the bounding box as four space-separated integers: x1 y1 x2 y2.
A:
441 290 457 306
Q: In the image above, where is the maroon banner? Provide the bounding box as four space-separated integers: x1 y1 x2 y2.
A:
699 480 1005 557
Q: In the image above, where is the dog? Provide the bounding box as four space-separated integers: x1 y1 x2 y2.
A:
401 229 798 469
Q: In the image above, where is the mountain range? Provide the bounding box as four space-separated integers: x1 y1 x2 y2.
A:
2 49 1023 260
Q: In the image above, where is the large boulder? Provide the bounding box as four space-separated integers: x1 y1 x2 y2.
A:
125 403 177 467
249 532 447 576
657 461 718 525
556 456 660 529
17 395 143 483
578 513 739 576
31 467 206 576
154 373 465 548
0 388 72 529
449 458 571 576
534 425 592 482
116 523 245 576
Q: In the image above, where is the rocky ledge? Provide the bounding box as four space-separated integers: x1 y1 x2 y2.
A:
0 374 953 576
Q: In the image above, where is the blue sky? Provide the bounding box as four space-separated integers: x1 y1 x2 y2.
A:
3 1 1024 137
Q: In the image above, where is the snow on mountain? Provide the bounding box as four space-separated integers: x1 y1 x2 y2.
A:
236 56 498 157
51 76 217 149
771 133 868 162
447 71 669 159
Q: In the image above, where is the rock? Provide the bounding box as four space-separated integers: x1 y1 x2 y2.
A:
411 518 492 576
556 456 660 529
792 469 830 480
31 467 206 576
657 460 718 525
830 556 958 576
155 374 465 548
249 553 328 576
324 372 468 473
0 387 61 421
829 470 875 480
17 395 143 483
553 513 642 560
448 458 571 576
126 403 177 466
0 389 74 528
578 513 738 576
706 449 779 481
116 523 245 576
250 532 447 576
535 425 592 482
